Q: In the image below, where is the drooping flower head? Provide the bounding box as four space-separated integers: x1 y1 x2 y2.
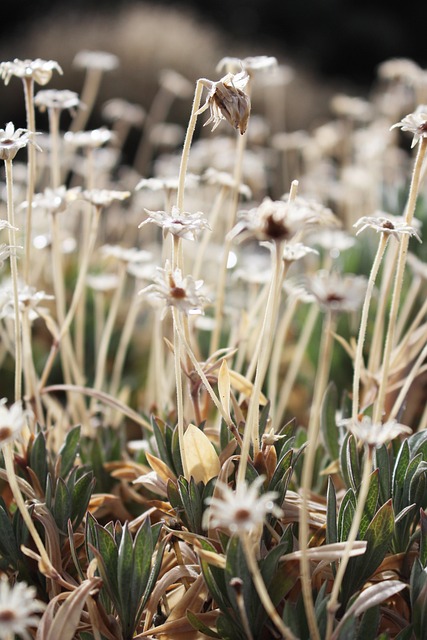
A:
305 270 367 313
197 71 251 135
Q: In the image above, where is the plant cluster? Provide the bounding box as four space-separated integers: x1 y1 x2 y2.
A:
0 51 426 639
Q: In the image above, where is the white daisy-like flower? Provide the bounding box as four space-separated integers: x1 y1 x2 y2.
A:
354 213 422 242
139 205 210 241
0 284 54 322
86 273 120 292
140 264 208 317
305 270 367 313
197 71 251 135
0 58 62 86
64 127 115 149
0 576 45 639
135 174 199 193
202 475 283 536
0 399 28 449
73 50 119 72
34 89 81 113
282 243 319 263
21 186 81 215
339 415 412 448
201 167 252 199
391 106 427 147
0 122 41 161
100 244 152 264
102 99 145 126
80 189 130 208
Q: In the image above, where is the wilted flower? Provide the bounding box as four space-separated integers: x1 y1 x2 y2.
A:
139 205 210 241
0 399 28 449
0 58 62 86
0 122 41 161
73 50 119 72
0 576 45 639
391 106 427 147
354 213 422 242
197 71 251 134
340 415 412 448
202 476 283 536
140 263 208 317
305 270 367 313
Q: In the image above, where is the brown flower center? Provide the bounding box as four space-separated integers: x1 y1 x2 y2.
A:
381 220 395 230
234 508 251 522
171 287 186 299
264 215 290 240
0 426 12 442
326 293 344 304
0 609 16 622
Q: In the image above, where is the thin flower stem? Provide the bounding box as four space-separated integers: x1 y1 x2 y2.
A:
5 158 22 402
38 205 102 390
21 308 43 421
3 443 55 575
352 233 389 419
237 242 284 486
174 312 236 430
325 445 374 640
48 107 61 189
172 307 186 474
23 76 36 285
276 303 319 423
367 244 396 375
176 79 204 213
71 67 103 132
241 533 297 640
389 341 427 421
373 138 427 423
394 275 421 344
299 310 336 640
192 185 227 280
109 287 142 398
91 262 127 410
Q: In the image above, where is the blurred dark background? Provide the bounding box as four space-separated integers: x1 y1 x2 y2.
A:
2 0 424 85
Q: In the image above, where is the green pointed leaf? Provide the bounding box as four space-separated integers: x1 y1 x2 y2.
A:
58 425 81 478
420 509 427 568
321 382 340 461
326 476 337 546
338 488 356 542
374 444 391 503
187 610 221 638
0 504 20 565
29 430 48 491
53 478 72 534
392 439 410 511
70 472 96 529
359 470 379 539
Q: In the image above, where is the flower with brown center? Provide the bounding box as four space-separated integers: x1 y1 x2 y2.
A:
0 122 41 161
139 205 210 241
202 475 283 536
354 212 422 242
139 263 208 317
0 576 45 639
305 270 367 313
197 71 251 135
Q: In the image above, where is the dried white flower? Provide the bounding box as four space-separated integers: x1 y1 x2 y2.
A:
0 122 41 161
80 189 130 208
0 399 28 449
139 205 210 241
340 415 412 448
34 89 81 113
64 127 115 149
203 476 283 536
305 270 367 313
0 58 62 86
100 244 152 264
140 264 208 317
73 50 119 72
391 106 427 147
21 186 81 215
354 213 422 242
86 273 120 292
0 576 45 639
282 243 319 263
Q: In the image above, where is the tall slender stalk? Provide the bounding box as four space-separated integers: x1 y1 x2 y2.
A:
373 137 427 423
23 77 36 285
